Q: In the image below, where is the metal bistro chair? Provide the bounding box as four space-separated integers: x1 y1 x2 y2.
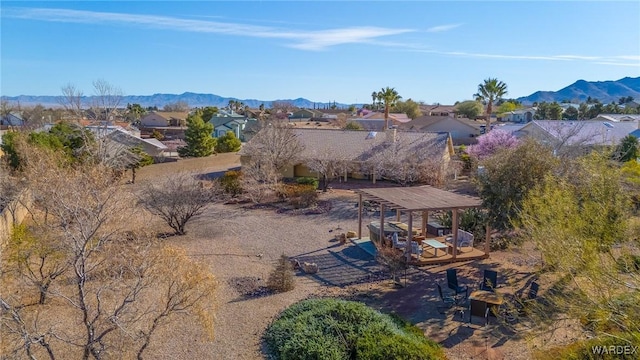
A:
446 269 469 301
480 269 498 292
437 283 465 318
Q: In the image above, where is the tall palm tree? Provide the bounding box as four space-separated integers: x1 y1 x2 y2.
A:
379 87 402 131
474 78 508 133
371 91 378 108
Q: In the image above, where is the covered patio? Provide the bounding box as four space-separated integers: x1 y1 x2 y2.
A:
354 185 489 265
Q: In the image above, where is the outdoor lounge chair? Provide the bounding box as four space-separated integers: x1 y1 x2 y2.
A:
391 232 406 249
446 269 468 300
479 270 498 292
437 283 455 312
410 241 423 257
444 229 474 253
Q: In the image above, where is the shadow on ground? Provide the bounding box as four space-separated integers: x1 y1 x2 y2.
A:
293 244 386 287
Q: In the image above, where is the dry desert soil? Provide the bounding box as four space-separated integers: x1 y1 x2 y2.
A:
134 154 582 360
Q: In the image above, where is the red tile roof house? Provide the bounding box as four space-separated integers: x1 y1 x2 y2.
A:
239 128 455 185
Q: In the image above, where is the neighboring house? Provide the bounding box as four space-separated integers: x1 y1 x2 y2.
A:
290 109 323 121
421 104 457 117
503 108 536 123
209 110 256 141
592 114 640 122
104 128 168 158
398 116 482 145
139 111 189 127
84 121 141 138
517 120 638 156
0 112 24 127
240 128 454 182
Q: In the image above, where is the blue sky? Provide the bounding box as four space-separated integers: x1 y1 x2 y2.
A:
2 1 639 105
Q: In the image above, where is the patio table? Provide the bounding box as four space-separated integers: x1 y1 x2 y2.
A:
422 239 448 257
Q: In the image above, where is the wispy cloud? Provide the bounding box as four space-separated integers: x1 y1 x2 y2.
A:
3 7 413 51
426 23 462 33
407 48 640 67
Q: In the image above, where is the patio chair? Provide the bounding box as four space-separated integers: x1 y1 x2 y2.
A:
436 283 455 313
516 281 539 314
479 270 498 292
410 241 423 257
446 269 468 300
504 281 540 322
391 232 406 249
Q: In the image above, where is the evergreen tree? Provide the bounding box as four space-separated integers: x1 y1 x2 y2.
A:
215 131 242 153
178 112 216 157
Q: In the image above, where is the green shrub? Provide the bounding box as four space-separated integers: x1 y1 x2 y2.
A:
267 254 295 293
296 177 318 189
220 170 243 196
264 299 445 360
534 332 640 360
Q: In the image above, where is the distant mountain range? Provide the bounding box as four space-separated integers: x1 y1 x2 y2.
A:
0 92 352 110
3 77 639 109
516 77 640 105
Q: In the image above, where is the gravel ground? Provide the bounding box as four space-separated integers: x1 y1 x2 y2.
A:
134 156 580 360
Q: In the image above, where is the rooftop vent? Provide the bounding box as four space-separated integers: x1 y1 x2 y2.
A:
365 131 377 139
603 122 614 128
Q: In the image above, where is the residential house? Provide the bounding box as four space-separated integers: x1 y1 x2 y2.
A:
351 112 412 131
0 112 24 127
209 109 256 141
517 120 638 156
139 111 189 127
103 128 168 158
592 114 640 122
397 116 482 145
421 104 457 117
503 108 536 123
240 128 454 183
289 109 323 121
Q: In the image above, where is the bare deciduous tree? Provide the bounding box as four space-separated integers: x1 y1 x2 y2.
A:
268 101 296 120
1 148 217 359
364 133 448 186
242 123 303 182
304 150 352 192
138 173 221 235
60 83 85 121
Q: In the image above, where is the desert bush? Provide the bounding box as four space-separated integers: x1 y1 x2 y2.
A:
376 247 408 284
616 253 640 273
220 170 243 196
267 254 295 293
263 298 444 360
295 176 318 189
276 184 318 208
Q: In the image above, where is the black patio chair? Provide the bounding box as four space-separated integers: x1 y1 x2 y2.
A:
446 269 468 300
436 283 455 313
479 269 498 292
516 281 539 314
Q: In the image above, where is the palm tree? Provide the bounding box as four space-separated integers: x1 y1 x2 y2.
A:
371 91 378 108
474 78 508 133
379 87 402 131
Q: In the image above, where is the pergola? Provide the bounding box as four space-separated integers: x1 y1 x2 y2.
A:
354 185 488 261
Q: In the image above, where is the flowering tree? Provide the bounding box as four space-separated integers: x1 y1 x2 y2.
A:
467 129 518 160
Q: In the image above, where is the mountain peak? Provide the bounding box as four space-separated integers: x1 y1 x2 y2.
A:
517 77 640 104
